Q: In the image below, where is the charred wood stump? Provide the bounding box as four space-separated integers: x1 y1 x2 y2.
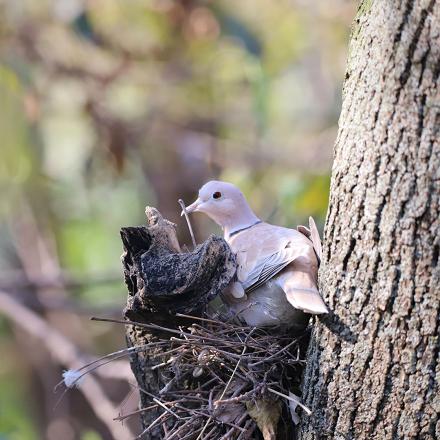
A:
122 208 236 319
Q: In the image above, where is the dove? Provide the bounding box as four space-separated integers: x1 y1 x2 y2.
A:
183 181 328 329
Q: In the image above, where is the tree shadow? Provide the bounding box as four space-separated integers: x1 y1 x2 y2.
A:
318 310 358 344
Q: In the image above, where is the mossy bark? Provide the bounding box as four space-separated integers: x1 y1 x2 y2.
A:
299 1 439 439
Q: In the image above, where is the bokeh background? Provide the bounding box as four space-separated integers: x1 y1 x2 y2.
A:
0 1 356 439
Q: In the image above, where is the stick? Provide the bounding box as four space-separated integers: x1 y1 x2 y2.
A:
267 387 312 415
90 316 243 345
178 199 197 249
249 338 298 367
196 328 255 440
0 290 134 439
135 411 169 439
153 397 182 420
114 403 159 421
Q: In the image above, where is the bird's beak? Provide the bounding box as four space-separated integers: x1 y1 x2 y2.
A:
181 198 203 216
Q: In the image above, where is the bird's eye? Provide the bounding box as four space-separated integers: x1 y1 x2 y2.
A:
213 192 222 199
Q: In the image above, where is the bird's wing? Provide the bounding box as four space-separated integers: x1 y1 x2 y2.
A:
232 224 311 290
240 246 301 293
274 265 328 314
231 223 328 314
308 216 322 262
297 217 322 263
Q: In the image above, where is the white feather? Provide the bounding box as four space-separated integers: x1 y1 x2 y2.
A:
63 369 84 388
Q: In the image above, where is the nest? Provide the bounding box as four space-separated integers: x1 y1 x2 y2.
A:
122 314 309 440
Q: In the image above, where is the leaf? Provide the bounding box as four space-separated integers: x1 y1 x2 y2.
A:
246 398 281 440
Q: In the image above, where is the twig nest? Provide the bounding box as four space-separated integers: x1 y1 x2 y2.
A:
126 317 305 439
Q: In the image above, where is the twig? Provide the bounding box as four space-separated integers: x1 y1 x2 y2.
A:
153 398 182 420
217 329 255 402
237 419 256 440
0 290 134 440
178 199 197 249
91 316 246 346
214 386 263 405
267 387 312 415
196 328 255 440
114 403 159 421
164 418 195 440
175 313 228 325
219 413 248 440
249 338 298 367
135 411 169 439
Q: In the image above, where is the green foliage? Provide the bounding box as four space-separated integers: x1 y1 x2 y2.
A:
0 369 38 440
81 431 102 440
0 66 35 196
292 174 331 222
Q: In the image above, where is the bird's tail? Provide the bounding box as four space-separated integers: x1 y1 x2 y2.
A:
275 268 328 315
285 287 328 314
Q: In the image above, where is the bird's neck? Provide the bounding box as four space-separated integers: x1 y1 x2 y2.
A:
223 208 260 240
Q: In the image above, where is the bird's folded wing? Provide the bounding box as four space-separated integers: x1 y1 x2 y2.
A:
234 225 315 293
275 268 328 314
297 217 322 263
308 216 322 262
241 247 309 293
232 223 328 314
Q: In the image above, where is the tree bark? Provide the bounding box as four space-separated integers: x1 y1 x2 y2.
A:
299 1 439 440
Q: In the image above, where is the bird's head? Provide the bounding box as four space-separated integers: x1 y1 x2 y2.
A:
183 181 259 232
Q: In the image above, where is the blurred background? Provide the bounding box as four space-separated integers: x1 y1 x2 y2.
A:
0 0 355 439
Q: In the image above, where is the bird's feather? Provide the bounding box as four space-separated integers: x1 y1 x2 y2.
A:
275 269 328 314
308 216 322 262
231 223 311 286
297 217 322 263
228 222 328 315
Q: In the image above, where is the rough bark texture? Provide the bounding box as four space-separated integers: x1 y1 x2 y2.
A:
122 208 236 318
299 1 439 439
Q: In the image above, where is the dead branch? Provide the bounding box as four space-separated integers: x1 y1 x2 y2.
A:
0 290 134 440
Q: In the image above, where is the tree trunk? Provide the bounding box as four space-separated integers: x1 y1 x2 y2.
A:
299 1 439 439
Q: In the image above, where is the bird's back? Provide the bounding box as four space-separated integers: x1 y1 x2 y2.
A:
223 221 326 327
227 222 318 288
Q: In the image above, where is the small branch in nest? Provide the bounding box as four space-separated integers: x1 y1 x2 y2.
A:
135 411 170 439
213 386 264 406
114 403 159 422
178 199 197 249
197 328 255 439
153 397 182 420
267 387 312 415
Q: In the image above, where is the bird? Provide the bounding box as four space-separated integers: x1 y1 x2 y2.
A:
183 181 328 329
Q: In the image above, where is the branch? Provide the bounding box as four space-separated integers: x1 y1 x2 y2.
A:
0 290 134 440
